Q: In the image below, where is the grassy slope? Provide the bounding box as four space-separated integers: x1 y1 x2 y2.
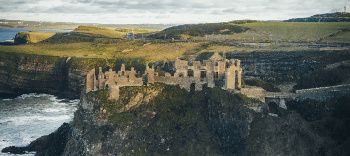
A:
74 26 156 39
194 22 350 43
15 32 56 43
1 25 199 62
323 31 350 44
1 22 350 61
149 22 249 39
0 41 200 62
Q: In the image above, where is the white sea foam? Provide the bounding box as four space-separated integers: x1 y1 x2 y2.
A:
43 107 68 113
0 115 73 125
0 93 79 155
15 93 52 100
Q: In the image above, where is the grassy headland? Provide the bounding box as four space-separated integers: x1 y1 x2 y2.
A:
1 21 350 63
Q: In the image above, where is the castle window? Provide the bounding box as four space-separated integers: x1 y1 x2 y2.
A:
200 71 206 79
122 71 125 76
188 70 194 77
214 72 219 79
215 62 219 66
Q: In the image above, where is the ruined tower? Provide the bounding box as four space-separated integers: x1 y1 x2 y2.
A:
146 64 155 84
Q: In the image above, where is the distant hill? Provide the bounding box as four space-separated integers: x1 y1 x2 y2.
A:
285 12 350 22
22 25 158 44
0 19 171 30
14 32 56 44
148 23 249 40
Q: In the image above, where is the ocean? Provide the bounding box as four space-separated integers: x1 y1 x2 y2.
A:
0 94 78 155
0 28 28 42
0 27 72 42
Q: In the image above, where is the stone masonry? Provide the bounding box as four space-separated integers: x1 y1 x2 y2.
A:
86 53 243 100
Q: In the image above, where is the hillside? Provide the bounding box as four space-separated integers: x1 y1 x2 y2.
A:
73 26 156 39
41 26 157 43
0 19 171 30
148 22 249 40
194 22 350 43
1 22 350 63
0 41 201 62
294 60 350 90
149 21 350 46
14 32 56 44
285 12 350 22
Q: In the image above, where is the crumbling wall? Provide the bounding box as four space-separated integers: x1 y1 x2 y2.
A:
86 53 244 100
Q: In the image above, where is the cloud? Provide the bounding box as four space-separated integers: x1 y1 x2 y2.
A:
0 0 347 24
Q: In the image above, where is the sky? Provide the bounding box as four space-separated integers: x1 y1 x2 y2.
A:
0 0 349 24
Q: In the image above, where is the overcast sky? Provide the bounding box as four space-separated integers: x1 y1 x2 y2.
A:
0 0 349 24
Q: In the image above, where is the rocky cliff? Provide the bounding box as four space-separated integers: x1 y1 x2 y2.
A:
1 50 349 99
226 50 350 84
4 84 349 156
0 52 87 99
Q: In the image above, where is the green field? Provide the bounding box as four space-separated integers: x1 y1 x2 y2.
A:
1 22 350 62
73 26 157 39
0 41 200 62
14 32 56 44
193 22 350 43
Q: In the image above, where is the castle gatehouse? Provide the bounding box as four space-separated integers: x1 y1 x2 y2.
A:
86 53 243 100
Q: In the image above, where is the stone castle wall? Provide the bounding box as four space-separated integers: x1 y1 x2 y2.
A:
86 53 243 100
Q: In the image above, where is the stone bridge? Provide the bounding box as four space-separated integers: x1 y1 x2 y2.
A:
265 92 296 109
264 84 350 110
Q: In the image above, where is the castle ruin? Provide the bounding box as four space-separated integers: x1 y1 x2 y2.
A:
86 53 243 100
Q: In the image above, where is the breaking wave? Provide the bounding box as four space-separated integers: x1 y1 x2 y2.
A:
0 93 78 156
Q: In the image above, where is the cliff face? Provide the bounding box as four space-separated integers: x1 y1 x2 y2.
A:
1 50 349 99
0 52 84 99
62 85 348 156
59 85 348 156
63 85 260 156
227 50 350 84
3 84 350 156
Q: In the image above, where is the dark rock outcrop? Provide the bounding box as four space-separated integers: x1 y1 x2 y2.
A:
2 123 72 156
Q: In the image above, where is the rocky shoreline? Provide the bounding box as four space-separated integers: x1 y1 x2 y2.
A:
2 84 350 156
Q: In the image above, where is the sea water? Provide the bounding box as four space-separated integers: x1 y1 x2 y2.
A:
0 27 72 42
0 93 78 155
0 27 28 42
